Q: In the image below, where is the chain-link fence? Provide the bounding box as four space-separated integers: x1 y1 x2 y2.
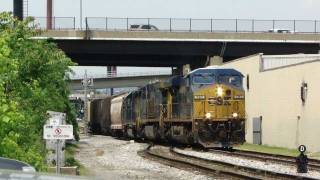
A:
31 17 76 29
30 17 320 33
86 17 320 33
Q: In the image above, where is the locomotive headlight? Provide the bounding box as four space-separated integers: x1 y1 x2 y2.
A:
232 113 238 118
205 112 212 119
217 87 223 96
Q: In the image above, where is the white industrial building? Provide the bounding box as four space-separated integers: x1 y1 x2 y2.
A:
221 54 320 152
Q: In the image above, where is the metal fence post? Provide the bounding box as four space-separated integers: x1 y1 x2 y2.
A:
73 17 75 29
315 20 317 33
272 19 275 30
293 20 296 33
210 19 213 32
126 17 129 31
252 19 254 32
169 18 172 32
53 16 55 30
189 18 192 32
148 18 150 32
235 19 238 32
56 139 60 175
106 17 108 31
85 17 88 35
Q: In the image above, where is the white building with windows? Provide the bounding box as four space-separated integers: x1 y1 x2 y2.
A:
221 54 320 152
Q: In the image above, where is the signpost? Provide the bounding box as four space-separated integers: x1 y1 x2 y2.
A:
44 125 73 174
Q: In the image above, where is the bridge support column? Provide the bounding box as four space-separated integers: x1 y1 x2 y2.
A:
207 56 223 66
107 66 116 96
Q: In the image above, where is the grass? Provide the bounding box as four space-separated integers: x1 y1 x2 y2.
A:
65 143 79 158
234 143 302 157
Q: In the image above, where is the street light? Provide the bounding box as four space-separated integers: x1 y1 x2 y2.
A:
80 0 82 30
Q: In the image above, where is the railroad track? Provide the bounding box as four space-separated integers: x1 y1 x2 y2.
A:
207 148 320 171
139 145 318 179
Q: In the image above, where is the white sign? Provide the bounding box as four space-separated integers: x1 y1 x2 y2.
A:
43 125 73 140
49 118 61 126
47 111 66 126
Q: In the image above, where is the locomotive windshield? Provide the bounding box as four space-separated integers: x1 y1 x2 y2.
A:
192 73 215 84
217 75 242 87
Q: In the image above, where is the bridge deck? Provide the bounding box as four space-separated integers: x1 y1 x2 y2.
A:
39 30 320 42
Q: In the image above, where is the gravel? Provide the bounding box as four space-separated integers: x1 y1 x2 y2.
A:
174 148 320 179
75 135 213 180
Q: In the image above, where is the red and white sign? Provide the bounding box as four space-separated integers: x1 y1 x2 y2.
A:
43 125 73 140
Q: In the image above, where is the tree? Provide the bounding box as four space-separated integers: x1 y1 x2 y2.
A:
0 12 78 170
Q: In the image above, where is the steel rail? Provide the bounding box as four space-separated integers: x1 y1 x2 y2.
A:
170 148 319 180
218 149 320 171
139 146 259 179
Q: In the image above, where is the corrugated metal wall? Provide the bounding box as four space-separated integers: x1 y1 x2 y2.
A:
262 54 320 71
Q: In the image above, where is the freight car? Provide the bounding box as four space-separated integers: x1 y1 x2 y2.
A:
89 97 112 135
110 93 128 136
89 66 246 148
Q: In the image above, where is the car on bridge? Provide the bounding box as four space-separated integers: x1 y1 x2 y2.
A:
268 28 295 33
129 24 159 31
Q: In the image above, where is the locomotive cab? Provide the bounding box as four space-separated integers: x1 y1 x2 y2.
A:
186 67 246 148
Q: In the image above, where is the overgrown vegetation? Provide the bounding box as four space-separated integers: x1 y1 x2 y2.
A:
65 143 88 175
0 12 79 171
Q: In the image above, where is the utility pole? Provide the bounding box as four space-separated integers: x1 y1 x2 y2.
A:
47 0 53 29
80 0 83 30
82 70 93 135
82 70 88 135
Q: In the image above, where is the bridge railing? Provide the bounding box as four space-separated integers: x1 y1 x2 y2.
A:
86 17 320 33
30 17 320 33
30 17 76 30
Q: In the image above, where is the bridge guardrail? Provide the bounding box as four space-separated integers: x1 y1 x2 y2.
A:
30 17 76 30
31 16 320 33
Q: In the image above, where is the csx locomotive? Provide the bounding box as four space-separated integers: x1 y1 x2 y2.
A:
89 66 246 148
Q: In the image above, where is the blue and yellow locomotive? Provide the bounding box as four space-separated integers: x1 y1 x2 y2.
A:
120 66 245 148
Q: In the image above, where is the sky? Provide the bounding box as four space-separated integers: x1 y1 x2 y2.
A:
2 0 320 20
1 0 320 77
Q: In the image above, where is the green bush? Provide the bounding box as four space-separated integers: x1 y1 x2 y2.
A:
0 12 79 171
65 157 81 167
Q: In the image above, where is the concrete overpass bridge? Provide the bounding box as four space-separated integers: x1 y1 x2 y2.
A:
69 72 171 90
35 17 320 69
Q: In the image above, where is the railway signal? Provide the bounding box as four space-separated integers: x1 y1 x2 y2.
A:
296 145 308 173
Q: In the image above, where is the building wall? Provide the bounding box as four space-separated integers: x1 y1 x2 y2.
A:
222 54 320 152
